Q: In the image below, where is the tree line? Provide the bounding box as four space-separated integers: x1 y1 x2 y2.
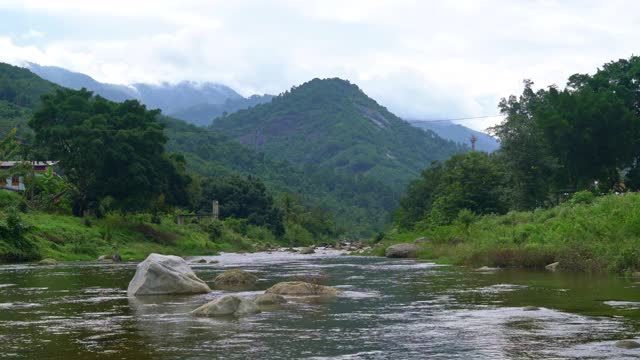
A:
397 56 640 229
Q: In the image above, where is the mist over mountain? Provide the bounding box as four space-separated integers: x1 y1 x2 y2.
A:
409 120 500 153
25 63 272 126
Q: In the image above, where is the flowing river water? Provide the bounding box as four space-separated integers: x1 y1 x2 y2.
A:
1 249 639 359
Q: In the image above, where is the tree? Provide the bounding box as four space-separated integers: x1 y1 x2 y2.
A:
396 152 506 228
198 175 284 236
490 80 560 210
29 88 190 215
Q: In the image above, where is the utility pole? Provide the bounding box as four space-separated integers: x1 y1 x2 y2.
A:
212 200 219 220
470 135 477 151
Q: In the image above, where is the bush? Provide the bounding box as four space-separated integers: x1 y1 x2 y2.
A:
0 191 20 207
205 220 224 241
284 223 313 246
0 208 39 262
570 190 596 205
454 209 477 230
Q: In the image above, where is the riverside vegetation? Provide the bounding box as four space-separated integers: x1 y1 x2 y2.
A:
377 56 640 275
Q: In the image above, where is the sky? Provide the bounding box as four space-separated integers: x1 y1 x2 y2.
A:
1 0 639 131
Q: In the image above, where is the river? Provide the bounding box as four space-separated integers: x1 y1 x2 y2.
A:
0 249 639 359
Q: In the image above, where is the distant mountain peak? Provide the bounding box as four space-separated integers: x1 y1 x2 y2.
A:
211 78 465 189
409 120 500 152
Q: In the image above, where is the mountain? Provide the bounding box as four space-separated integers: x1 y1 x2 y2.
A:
26 62 135 103
170 94 274 126
211 78 466 190
409 120 500 152
131 81 243 114
0 63 393 234
26 63 273 126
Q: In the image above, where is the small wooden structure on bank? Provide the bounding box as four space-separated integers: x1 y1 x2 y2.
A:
176 200 219 225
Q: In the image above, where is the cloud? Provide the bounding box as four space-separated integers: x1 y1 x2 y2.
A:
21 29 44 39
1 0 640 131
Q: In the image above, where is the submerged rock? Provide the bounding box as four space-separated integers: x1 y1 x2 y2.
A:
299 247 315 255
208 260 220 264
191 295 260 317
127 253 211 296
523 306 540 311
615 340 640 349
38 258 57 265
545 262 560 272
254 293 287 305
265 281 340 296
214 269 258 288
385 243 419 258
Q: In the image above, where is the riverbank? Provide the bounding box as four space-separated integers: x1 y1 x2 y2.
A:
372 193 640 274
0 209 299 263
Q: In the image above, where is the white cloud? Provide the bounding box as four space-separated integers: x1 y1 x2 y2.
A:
1 0 640 131
21 29 44 39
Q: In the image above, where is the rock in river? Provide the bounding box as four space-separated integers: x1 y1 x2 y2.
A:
299 247 315 254
615 340 640 349
214 269 258 289
191 295 260 317
385 243 419 258
265 281 341 296
254 293 287 305
545 262 560 272
127 253 211 296
38 258 57 265
475 266 500 272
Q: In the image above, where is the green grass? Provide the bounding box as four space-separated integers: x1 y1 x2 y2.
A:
1 211 291 263
373 193 640 274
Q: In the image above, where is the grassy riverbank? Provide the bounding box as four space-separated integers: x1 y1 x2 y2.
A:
0 195 306 263
373 193 640 274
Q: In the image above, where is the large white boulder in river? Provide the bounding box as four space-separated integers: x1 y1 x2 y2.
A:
191 295 260 317
127 253 211 296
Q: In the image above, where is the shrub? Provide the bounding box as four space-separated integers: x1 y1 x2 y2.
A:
454 209 477 230
570 190 596 205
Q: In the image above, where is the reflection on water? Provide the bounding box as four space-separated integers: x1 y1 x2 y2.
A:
0 250 639 359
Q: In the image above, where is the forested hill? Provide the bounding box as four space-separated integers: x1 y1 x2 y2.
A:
0 62 395 234
0 63 58 135
211 78 466 189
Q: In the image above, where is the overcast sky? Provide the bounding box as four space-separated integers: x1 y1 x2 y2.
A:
1 0 639 131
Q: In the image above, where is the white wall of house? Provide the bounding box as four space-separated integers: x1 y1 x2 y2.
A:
2 176 25 191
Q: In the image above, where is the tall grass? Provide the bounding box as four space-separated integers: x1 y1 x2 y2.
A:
377 193 640 274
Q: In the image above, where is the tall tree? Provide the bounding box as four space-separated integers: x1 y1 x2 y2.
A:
29 88 190 215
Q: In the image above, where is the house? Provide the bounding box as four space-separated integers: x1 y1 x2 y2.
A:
0 161 58 192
